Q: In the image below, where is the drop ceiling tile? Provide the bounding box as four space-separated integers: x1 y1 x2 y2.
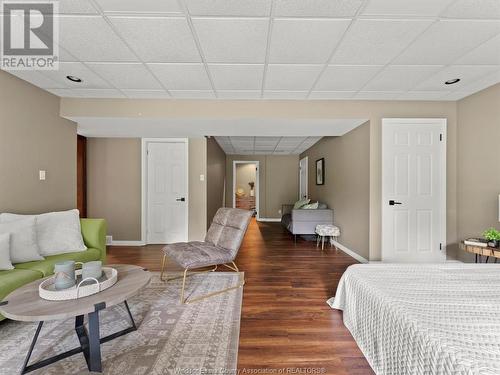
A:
269 19 351 64
43 62 112 89
6 70 66 89
265 64 322 90
192 18 269 63
397 91 449 100
57 0 99 14
94 0 182 14
414 65 500 91
455 35 500 65
263 91 309 99
363 65 443 91
315 65 382 91
148 64 212 90
354 91 403 100
185 0 272 16
46 89 82 97
452 70 500 93
208 64 264 90
170 90 216 99
331 19 433 65
87 63 162 89
71 89 126 98
123 90 171 98
256 136 281 142
58 16 138 62
109 17 201 62
309 91 356 99
443 0 500 19
362 0 455 17
395 20 500 65
274 0 363 17
217 90 262 99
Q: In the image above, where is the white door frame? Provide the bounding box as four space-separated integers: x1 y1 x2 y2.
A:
381 118 447 262
299 156 308 199
232 160 260 220
141 138 189 245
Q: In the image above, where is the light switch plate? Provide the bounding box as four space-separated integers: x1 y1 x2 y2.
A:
200 174 205 181
39 170 46 180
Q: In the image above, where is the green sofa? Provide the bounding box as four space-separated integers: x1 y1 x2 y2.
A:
0 218 106 321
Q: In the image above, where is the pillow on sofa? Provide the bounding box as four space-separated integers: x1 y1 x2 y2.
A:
0 217 43 263
293 198 310 209
0 233 13 270
0 209 87 256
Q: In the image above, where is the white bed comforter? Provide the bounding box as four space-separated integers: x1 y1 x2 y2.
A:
329 264 500 375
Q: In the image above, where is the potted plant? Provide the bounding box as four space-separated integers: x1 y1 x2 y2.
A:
483 228 500 248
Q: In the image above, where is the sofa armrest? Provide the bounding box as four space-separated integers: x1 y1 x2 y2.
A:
80 219 107 263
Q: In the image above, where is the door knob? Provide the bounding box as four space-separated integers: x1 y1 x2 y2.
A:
176 197 185 202
389 200 402 206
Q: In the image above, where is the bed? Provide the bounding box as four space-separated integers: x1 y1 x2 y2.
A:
329 263 500 375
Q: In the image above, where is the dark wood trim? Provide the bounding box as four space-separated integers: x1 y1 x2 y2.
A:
77 135 87 217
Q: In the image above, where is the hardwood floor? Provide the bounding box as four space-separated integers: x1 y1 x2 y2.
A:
107 219 374 374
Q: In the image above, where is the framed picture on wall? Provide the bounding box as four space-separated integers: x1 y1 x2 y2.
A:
316 158 325 185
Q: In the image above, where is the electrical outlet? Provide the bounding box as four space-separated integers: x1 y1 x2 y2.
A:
39 170 46 181
278 209 282 215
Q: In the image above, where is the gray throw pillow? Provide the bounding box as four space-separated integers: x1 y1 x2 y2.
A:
0 217 44 263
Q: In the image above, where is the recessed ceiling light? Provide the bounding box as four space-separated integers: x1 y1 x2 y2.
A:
445 78 460 85
66 75 82 83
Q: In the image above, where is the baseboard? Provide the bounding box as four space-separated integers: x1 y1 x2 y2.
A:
330 239 368 264
257 218 281 222
109 240 145 246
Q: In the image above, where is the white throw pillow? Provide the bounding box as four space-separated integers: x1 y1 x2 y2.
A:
0 209 87 256
0 233 14 270
0 218 43 263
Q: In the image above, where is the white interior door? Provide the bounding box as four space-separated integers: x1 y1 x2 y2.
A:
382 118 446 263
299 156 308 199
147 141 187 244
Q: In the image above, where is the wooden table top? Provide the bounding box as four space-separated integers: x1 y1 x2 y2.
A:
0 264 151 322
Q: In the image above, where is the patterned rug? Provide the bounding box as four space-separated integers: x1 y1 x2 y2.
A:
0 272 243 375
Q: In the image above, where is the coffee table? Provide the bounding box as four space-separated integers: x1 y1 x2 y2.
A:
0 264 151 374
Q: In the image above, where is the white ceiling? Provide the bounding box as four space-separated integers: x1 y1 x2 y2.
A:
73 117 367 138
215 136 322 155
2 0 500 101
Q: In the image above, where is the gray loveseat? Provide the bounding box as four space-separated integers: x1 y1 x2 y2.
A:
281 204 334 242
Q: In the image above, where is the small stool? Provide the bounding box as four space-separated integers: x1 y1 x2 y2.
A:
315 224 340 250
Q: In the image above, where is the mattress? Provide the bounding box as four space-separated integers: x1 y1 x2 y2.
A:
329 264 500 375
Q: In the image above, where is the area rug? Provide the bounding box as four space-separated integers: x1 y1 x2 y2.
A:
0 272 243 375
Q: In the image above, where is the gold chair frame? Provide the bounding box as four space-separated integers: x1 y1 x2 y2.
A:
160 254 245 304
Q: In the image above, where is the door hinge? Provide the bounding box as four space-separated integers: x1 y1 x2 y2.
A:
439 243 442 250
439 134 443 142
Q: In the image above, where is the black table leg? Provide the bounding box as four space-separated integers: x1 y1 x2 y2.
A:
20 321 43 374
20 301 137 374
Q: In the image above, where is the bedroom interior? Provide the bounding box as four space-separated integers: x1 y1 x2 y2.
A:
0 0 499 374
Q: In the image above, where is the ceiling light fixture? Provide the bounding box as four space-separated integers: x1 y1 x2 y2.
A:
66 75 82 83
445 78 460 85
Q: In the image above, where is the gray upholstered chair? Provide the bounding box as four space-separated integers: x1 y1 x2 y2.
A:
161 207 253 304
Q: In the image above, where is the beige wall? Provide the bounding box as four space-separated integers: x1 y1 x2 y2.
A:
0 71 77 214
206 137 226 227
61 98 458 259
87 138 142 241
188 138 207 240
456 84 500 262
300 124 370 259
235 163 256 197
225 154 299 219
86 137 207 242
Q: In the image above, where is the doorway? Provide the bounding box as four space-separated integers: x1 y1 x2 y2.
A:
143 139 188 244
299 156 308 200
382 118 447 263
232 161 259 218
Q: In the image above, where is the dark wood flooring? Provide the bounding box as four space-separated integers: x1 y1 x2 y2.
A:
107 219 373 374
